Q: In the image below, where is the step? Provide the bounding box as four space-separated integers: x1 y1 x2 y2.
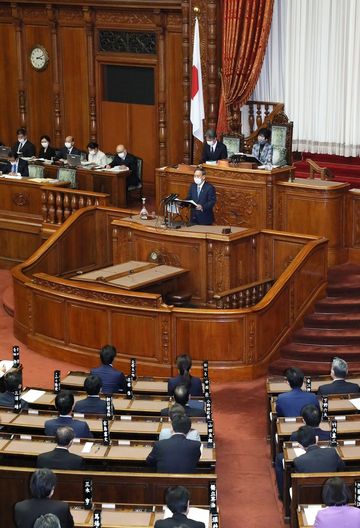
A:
293 327 360 345
279 343 360 361
315 296 360 313
304 312 360 328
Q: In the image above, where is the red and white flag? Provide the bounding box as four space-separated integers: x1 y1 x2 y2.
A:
190 17 205 142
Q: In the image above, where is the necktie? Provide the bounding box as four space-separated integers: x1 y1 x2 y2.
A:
12 163 16 172
197 185 201 197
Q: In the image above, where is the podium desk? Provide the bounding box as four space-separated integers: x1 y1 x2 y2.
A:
62 371 169 395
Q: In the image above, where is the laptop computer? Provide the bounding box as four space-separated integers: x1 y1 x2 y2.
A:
67 154 81 167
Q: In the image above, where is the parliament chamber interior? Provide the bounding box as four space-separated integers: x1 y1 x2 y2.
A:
1 0 360 527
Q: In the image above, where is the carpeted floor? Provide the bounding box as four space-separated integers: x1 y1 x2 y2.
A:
0 270 285 527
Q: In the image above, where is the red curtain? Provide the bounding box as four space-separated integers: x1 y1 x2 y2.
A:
217 0 274 135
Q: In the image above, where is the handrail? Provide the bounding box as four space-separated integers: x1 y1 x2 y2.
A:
306 158 334 180
213 278 274 309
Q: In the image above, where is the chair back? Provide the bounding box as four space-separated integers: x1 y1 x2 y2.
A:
105 153 114 165
128 156 143 195
221 133 244 157
57 167 77 188
28 164 45 179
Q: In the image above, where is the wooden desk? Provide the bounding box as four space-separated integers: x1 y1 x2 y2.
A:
267 374 360 396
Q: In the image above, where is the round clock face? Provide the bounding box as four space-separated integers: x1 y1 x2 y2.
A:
30 46 49 71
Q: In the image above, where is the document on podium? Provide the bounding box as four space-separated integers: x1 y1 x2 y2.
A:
174 198 198 207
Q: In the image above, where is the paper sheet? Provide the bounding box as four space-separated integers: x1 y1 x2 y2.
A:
303 505 323 525
349 398 360 410
293 447 306 457
0 360 13 378
21 389 45 403
81 442 94 454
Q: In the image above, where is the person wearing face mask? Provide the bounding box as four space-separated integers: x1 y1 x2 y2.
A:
38 135 56 160
200 129 228 163
3 150 29 177
185 167 216 225
106 144 139 187
251 127 273 165
86 141 107 167
56 136 81 160
12 128 36 158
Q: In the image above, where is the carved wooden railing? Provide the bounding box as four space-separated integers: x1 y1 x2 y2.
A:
307 159 334 180
41 186 110 225
227 100 284 136
213 278 274 309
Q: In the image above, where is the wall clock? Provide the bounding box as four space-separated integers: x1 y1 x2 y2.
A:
30 45 49 71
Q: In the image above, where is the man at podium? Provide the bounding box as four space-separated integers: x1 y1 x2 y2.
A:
186 167 216 225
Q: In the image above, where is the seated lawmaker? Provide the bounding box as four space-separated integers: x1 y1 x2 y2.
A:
3 150 29 177
186 167 216 226
314 477 360 528
275 367 319 417
251 127 273 165
146 415 201 473
318 357 360 396
159 403 201 442
12 127 36 158
154 486 205 528
0 370 28 409
36 426 84 470
294 426 345 473
86 142 107 167
200 129 228 163
56 136 81 160
73 374 107 414
168 354 203 397
106 144 138 187
161 384 206 418
39 135 56 160
91 344 127 394
44 391 93 439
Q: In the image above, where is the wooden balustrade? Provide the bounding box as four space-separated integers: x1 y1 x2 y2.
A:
41 186 110 225
213 278 274 309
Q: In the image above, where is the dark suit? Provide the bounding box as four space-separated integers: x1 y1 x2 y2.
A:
161 404 206 418
290 426 330 442
0 391 28 409
200 141 228 163
275 388 319 417
12 140 36 157
109 152 138 187
146 434 201 473
294 444 345 472
3 158 29 177
168 375 203 397
317 379 360 396
39 146 56 160
155 512 205 528
186 181 216 225
36 447 84 470
56 146 81 160
90 364 127 394
14 498 74 528
73 395 107 415
44 416 93 439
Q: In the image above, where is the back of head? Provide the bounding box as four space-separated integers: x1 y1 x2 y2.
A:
332 357 348 379
172 414 191 435
173 384 190 406
165 485 190 514
55 390 74 415
33 514 61 528
100 344 116 365
84 374 102 395
285 367 304 389
322 477 351 506
301 404 321 427
176 354 192 389
169 403 186 421
55 426 75 447
4 370 22 393
30 468 56 499
296 425 316 448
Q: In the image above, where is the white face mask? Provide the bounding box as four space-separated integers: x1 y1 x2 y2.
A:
18 137 25 143
65 142 72 149
89 150 95 155
194 176 203 185
41 141 49 148
118 152 126 159
206 140 214 147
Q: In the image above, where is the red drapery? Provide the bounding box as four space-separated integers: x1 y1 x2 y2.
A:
217 0 274 135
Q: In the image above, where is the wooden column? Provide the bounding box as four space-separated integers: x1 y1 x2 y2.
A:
156 10 167 166
182 0 191 164
83 6 96 141
12 3 26 126
206 0 217 130
46 4 62 143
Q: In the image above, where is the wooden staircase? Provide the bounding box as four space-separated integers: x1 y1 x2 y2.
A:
269 263 360 374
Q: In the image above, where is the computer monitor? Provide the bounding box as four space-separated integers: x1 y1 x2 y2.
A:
67 154 81 167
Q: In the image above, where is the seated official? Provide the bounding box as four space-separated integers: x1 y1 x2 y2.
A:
161 384 206 418
90 344 127 394
186 167 216 226
168 354 203 397
106 144 138 187
55 136 81 160
36 426 84 470
14 468 74 528
34 514 61 528
318 357 360 396
3 150 29 177
251 127 273 165
12 127 36 158
314 477 360 528
44 391 93 439
0 370 28 409
294 426 345 473
146 415 201 473
275 367 319 417
200 129 228 163
86 142 107 167
39 135 56 160
73 374 107 415
154 486 205 528
159 403 201 442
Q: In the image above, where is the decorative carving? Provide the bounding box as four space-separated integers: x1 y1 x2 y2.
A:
54 93 61 142
98 30 156 54
214 189 258 227
22 6 46 20
212 243 227 294
161 316 169 362
247 319 256 363
182 0 190 163
12 193 29 207
89 96 97 140
167 13 182 27
0 6 11 17
58 7 83 24
289 282 295 323
19 90 26 126
96 11 155 26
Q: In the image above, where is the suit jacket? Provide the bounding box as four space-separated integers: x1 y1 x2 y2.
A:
200 141 228 163
39 145 57 160
155 512 205 528
56 146 81 160
90 364 127 394
317 379 360 396
12 140 36 158
44 415 93 439
251 141 273 164
36 447 84 470
294 444 345 473
314 504 360 528
3 158 29 177
0 390 28 409
109 152 138 186
161 404 206 418
275 388 319 417
14 497 74 528
168 375 203 397
146 434 201 473
186 181 216 225
290 426 330 442
73 395 107 415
